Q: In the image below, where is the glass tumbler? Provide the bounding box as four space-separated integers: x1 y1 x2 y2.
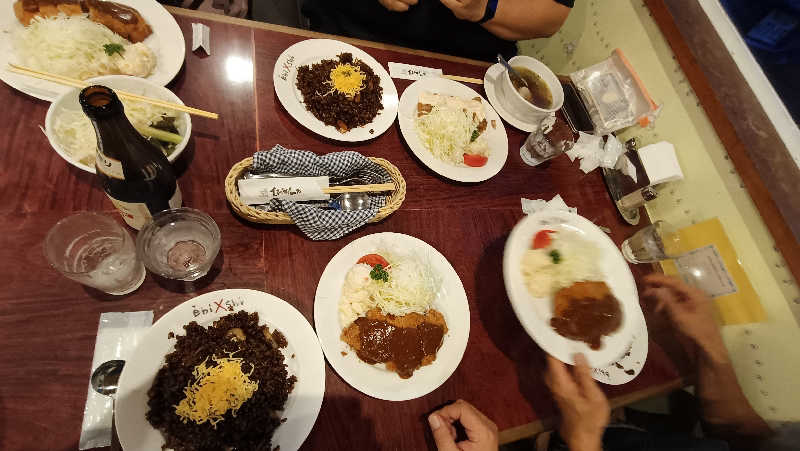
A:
620 220 683 264
136 208 221 281
44 212 146 295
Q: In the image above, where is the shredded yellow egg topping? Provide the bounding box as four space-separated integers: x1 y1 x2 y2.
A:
174 353 259 427
326 63 366 97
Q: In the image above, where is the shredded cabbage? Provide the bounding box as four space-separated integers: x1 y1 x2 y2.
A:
338 248 442 326
13 15 156 79
53 99 181 166
415 105 477 165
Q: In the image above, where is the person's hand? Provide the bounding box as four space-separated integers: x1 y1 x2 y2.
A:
440 0 490 22
544 354 608 451
379 0 418 12
643 274 727 361
428 399 498 451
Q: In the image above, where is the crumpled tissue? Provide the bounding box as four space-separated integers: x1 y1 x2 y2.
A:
521 194 577 215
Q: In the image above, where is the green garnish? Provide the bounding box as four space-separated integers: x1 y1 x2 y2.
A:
470 129 480 142
103 43 125 57
549 250 562 264
369 264 389 283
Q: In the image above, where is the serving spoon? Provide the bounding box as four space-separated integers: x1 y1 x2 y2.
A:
497 54 534 103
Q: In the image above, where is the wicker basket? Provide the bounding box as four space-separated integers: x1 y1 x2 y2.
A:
225 157 406 225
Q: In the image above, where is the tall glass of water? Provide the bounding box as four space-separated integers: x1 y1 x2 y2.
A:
620 220 682 264
44 212 146 295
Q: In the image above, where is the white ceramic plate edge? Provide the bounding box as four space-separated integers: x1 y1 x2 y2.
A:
115 289 325 451
502 211 642 368
397 77 509 182
483 63 538 133
272 38 399 142
0 0 185 101
313 232 470 401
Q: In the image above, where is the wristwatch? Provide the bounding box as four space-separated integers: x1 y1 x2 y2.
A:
478 0 499 24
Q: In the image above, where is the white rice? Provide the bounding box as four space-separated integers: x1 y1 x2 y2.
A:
520 231 603 298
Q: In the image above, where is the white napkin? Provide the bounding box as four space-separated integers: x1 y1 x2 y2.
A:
638 141 684 184
521 194 578 215
192 23 211 55
602 135 625 168
566 132 603 173
79 311 153 450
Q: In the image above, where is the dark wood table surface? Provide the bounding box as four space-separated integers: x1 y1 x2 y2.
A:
0 8 690 450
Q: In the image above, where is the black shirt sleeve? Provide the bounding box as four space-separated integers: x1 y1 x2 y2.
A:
554 0 575 7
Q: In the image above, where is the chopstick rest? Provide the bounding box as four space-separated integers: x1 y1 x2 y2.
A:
192 23 211 56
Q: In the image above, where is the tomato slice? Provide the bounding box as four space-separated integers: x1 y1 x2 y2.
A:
463 153 488 167
357 254 389 268
532 230 556 249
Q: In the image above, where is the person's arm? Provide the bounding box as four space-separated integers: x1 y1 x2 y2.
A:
440 0 571 41
643 275 772 448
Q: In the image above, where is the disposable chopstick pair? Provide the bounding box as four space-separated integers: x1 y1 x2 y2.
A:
7 63 219 119
323 183 395 194
442 74 483 85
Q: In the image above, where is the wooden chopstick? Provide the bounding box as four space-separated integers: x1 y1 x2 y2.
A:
7 63 219 119
323 183 395 194
443 74 483 85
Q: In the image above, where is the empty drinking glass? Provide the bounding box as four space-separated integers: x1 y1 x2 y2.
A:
44 212 146 295
136 208 221 281
620 220 682 264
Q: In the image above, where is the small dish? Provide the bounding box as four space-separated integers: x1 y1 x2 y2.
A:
44 75 191 174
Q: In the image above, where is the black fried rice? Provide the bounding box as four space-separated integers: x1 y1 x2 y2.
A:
295 52 383 132
146 311 297 451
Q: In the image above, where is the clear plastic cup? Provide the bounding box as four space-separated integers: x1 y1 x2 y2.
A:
136 208 221 281
620 220 682 264
44 212 145 295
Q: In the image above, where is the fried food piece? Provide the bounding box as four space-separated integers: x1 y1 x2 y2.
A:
341 308 448 378
553 281 611 316
14 0 84 26
86 0 152 43
551 281 622 350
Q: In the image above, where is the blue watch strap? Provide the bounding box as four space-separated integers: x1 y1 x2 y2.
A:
478 0 499 24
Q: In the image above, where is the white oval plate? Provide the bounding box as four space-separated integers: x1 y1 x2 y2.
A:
0 0 185 101
592 312 648 385
503 210 642 368
273 38 399 142
483 63 539 133
45 75 191 174
116 289 325 451
314 232 470 401
398 77 508 182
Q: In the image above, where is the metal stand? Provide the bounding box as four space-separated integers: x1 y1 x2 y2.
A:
602 138 655 226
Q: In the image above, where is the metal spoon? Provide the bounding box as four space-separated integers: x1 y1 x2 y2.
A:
338 192 369 211
91 359 125 396
91 360 125 451
497 54 533 102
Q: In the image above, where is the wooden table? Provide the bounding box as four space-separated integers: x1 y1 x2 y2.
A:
0 8 690 450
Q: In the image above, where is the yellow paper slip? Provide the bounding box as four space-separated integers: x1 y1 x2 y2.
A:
660 218 766 325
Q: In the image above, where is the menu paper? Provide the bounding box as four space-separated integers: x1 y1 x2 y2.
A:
238 176 330 204
660 218 765 324
388 62 443 81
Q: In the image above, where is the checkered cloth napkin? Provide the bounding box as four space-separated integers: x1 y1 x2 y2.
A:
251 145 391 240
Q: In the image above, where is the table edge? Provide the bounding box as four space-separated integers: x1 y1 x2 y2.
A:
165 6 492 68
498 376 688 445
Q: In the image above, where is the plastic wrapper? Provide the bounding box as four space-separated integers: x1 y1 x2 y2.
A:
570 49 658 135
79 311 153 450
